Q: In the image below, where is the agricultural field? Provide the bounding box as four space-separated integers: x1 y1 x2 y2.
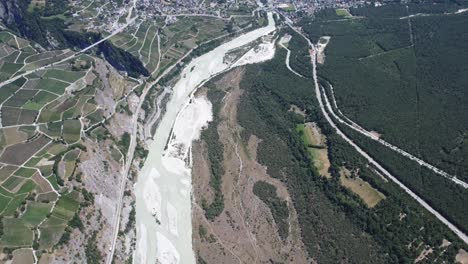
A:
0 28 137 260
0 0 261 262
110 15 247 77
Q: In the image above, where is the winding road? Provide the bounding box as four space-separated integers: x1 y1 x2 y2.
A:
323 82 468 189
278 41 304 78
285 22 468 244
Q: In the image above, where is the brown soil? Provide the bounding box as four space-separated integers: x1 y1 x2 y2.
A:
32 172 53 193
289 105 306 117
192 141 214 206
457 249 468 264
3 127 28 146
0 136 50 165
11 248 34 264
339 167 385 208
192 68 308 263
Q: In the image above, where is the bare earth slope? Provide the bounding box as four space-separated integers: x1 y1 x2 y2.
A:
192 68 308 263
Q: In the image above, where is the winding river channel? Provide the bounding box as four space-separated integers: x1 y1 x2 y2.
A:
134 13 276 264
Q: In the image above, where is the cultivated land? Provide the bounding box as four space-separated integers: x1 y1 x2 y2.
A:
0 26 140 262
0 0 467 263
0 0 261 259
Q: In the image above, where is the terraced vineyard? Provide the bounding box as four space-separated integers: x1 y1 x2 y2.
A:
0 1 258 259
109 15 242 77
0 30 138 260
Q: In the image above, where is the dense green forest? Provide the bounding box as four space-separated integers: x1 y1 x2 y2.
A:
300 6 468 183
235 31 466 262
200 86 226 220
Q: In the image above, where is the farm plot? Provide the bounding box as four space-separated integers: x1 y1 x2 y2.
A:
62 120 81 144
0 62 23 77
0 194 11 213
11 248 35 264
20 201 53 227
156 17 227 74
24 50 64 64
0 66 88 131
0 32 14 43
0 135 50 165
1 107 22 126
0 165 18 182
21 50 75 71
3 127 28 145
43 68 85 83
17 109 38 124
1 218 33 247
22 91 58 111
111 16 228 76
25 76 70 95
1 176 25 192
13 167 36 178
0 83 21 105
0 34 71 81
38 192 80 249
0 143 81 251
2 193 28 216
2 51 21 63
3 90 38 107
125 23 155 58
39 122 62 138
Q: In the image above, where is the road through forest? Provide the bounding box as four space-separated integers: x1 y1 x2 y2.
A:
285 22 468 244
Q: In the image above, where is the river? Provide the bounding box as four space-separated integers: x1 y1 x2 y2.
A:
134 12 276 264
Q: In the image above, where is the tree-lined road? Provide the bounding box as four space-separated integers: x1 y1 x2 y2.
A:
324 82 468 189
285 21 468 244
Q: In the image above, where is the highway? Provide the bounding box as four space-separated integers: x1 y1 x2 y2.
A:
286 22 468 244
323 82 468 189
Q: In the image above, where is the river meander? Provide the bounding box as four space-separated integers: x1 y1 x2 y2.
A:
134 12 275 264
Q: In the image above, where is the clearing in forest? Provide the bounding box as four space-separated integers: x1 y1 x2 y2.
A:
296 122 331 178
339 167 385 208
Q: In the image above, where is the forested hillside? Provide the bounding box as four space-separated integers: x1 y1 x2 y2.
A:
302 3 468 181
297 5 468 235
235 32 467 262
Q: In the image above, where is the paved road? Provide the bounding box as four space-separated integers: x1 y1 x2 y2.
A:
106 17 260 263
105 48 195 264
286 22 468 244
278 41 304 78
324 82 468 189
